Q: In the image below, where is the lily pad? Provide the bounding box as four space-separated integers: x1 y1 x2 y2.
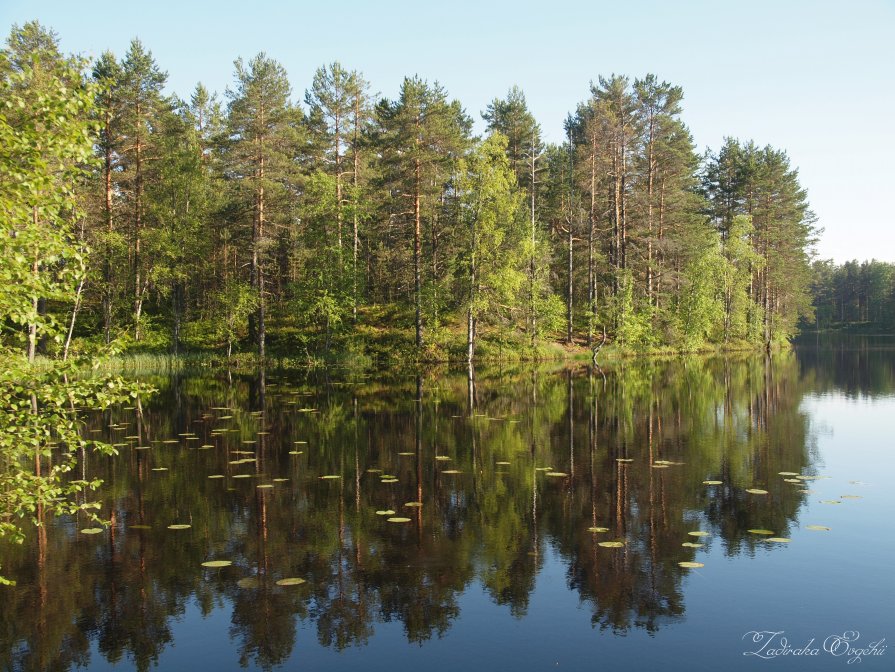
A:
778 471 799 476
288 451 303 455
273 478 289 483
840 495 863 500
381 478 399 483
597 541 625 548
404 502 423 507
319 475 341 480
441 470 463 474
375 510 396 516
208 474 225 479
687 531 711 537
651 464 670 468
682 542 703 548
496 461 511 466
201 560 232 568
745 488 768 495
386 517 411 523
615 458 633 463
151 467 168 472
434 456 451 461
256 484 274 489
747 529 775 535
703 480 723 485
398 452 415 456
276 578 306 586
766 537 791 543
805 525 831 531
820 499 842 504
545 472 569 477
80 528 104 535
167 524 191 530
783 479 802 483
678 561 704 568
587 527 609 533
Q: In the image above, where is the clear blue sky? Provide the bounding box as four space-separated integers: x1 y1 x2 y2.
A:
3 0 893 263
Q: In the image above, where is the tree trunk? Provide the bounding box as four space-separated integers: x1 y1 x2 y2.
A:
529 132 538 346
468 208 476 367
27 207 38 362
588 136 597 346
63 276 85 362
567 220 574 344
414 158 423 349
103 108 114 345
171 281 181 355
646 112 655 301
133 104 143 342
258 155 266 360
352 90 361 324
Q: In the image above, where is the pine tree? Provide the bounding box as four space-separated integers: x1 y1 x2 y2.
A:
118 40 168 340
224 53 298 359
374 77 470 349
90 51 124 344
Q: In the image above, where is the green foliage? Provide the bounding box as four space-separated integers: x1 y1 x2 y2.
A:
208 280 257 356
674 239 725 350
702 138 817 343
458 134 527 345
606 271 657 351
0 24 152 582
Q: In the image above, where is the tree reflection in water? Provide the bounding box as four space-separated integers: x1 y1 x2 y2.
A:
0 351 829 670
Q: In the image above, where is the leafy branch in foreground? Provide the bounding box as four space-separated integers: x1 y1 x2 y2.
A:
0 22 153 585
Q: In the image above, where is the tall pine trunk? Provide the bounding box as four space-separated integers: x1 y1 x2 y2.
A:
103 119 114 344
133 103 143 341
414 157 422 349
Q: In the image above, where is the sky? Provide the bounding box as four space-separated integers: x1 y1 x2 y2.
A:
3 0 893 263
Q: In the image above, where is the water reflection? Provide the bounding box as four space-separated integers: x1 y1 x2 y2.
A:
2 348 876 671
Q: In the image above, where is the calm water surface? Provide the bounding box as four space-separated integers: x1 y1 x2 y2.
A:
2 341 893 671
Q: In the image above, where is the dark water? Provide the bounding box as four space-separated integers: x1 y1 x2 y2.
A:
2 342 893 671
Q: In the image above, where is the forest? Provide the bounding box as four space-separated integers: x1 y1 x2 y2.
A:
809 259 895 331
1 21 820 366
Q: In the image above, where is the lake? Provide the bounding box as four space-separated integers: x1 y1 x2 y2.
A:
1 340 893 671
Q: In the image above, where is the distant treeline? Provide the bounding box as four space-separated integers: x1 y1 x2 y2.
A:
2 21 818 363
809 260 895 331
